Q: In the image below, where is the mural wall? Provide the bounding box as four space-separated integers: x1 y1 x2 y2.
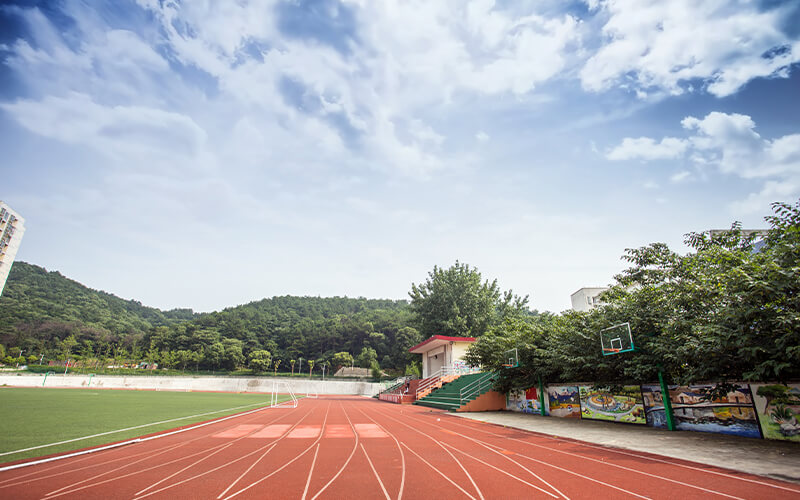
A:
642 383 761 438
547 385 581 418
578 385 646 424
751 383 800 442
507 387 548 415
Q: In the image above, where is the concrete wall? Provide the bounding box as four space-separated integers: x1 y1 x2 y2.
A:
0 373 382 396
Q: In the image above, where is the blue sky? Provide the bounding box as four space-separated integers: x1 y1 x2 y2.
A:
1 0 799 313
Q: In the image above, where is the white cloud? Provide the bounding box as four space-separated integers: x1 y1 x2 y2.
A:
581 0 800 97
670 171 691 183
0 92 207 161
608 111 800 212
606 136 688 160
476 131 490 143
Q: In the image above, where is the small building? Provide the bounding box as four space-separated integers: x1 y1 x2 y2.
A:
408 335 477 378
570 287 609 312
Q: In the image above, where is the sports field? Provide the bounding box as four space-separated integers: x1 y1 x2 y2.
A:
0 388 292 462
1 396 798 499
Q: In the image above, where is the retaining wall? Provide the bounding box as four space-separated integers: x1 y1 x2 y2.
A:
0 373 382 396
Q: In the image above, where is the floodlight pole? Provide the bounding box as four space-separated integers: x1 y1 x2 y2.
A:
657 369 676 431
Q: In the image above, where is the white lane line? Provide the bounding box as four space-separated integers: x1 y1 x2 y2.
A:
354 406 405 500
135 442 235 495
389 409 643 499
533 432 800 495
0 398 295 474
221 401 333 500
50 405 310 500
437 414 745 500
309 402 360 500
400 442 477 500
441 441 559 498
133 405 317 500
369 406 486 500
214 443 278 500
361 443 391 500
0 400 275 458
301 444 321 500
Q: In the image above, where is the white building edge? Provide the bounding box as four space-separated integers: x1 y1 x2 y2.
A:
0 201 25 297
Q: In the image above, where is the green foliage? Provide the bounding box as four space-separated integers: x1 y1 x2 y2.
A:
409 261 529 338
466 200 800 388
331 351 354 370
370 360 382 381
770 404 793 423
248 350 272 373
356 347 378 368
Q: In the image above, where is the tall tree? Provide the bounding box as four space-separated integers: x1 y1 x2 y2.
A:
409 261 528 338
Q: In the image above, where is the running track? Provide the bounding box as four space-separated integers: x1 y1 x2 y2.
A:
1 396 798 500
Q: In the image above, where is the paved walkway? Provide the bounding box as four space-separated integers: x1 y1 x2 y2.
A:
452 411 800 484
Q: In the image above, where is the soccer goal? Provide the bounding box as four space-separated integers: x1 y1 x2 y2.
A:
270 380 299 408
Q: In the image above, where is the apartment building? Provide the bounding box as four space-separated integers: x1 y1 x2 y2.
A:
0 201 25 297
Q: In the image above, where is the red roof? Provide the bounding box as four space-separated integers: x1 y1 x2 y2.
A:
408 335 477 353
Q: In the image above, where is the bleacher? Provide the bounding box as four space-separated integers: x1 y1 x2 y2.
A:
414 372 495 411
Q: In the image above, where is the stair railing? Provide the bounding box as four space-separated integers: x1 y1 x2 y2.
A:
459 372 496 406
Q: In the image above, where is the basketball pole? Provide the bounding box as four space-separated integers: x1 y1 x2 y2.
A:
657 368 676 431
537 375 546 417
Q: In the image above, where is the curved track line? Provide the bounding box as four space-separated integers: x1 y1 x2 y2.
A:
440 441 559 498
222 401 333 500
309 401 360 500
0 398 294 488
400 442 477 500
385 410 568 499
0 400 276 458
423 412 744 499
390 407 645 499
50 404 313 499
135 441 235 495
134 404 318 500
0 398 292 474
301 444 321 500
360 443 391 500
369 406 492 500
353 406 405 500
530 430 800 495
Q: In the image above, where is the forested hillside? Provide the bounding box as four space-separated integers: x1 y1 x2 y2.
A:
0 262 421 373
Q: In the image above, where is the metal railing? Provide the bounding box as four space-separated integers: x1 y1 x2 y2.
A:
415 365 481 399
460 372 496 405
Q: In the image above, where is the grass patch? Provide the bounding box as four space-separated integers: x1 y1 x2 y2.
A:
0 387 293 463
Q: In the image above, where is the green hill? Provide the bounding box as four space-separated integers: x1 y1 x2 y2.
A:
0 262 420 372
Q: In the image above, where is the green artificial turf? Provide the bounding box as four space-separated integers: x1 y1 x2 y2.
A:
0 387 293 463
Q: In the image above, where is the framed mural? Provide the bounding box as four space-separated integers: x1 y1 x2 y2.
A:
547 385 581 418
642 383 761 438
751 383 800 442
507 387 548 415
578 385 646 424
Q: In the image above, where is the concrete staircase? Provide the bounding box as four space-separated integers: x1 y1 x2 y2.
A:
414 372 495 411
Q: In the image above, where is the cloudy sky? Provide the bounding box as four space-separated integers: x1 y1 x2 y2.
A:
1 0 799 314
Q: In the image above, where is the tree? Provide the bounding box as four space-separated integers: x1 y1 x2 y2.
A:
331 351 354 371
290 359 296 375
409 261 528 338
308 359 315 377
248 350 272 373
356 347 377 368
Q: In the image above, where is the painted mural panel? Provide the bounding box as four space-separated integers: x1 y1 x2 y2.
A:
578 385 646 424
642 383 761 438
547 385 581 418
751 383 800 442
507 387 548 415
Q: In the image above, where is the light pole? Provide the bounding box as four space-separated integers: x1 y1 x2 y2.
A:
16 350 24 369
298 357 303 375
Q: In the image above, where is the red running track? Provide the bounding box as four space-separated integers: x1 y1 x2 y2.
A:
1 396 798 500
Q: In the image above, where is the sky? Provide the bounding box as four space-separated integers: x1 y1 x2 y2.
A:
1 0 799 314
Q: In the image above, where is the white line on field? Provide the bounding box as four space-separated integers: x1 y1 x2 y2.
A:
0 400 275 459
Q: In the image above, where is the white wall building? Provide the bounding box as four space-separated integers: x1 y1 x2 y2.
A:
0 201 25 297
408 335 477 378
570 287 608 312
